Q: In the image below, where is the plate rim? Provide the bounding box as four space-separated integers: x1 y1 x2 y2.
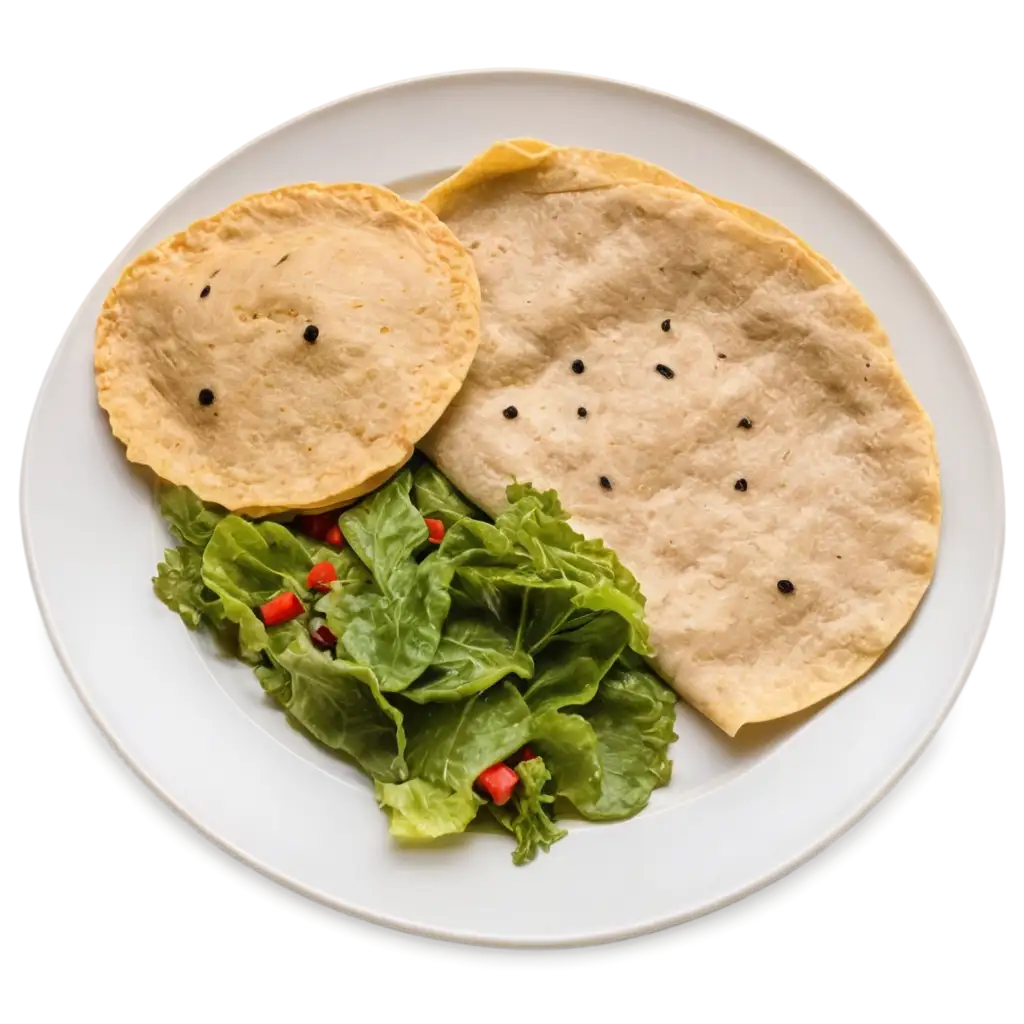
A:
21 68 1006 947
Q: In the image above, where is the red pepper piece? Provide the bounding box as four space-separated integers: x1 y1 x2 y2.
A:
259 591 304 626
324 524 344 547
306 561 338 593
477 762 519 806
424 517 445 544
296 512 336 541
309 619 338 650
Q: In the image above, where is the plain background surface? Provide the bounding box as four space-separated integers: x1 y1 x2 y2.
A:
4 2 1020 1020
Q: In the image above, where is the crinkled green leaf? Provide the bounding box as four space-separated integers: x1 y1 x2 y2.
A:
375 683 533 843
495 483 651 655
516 583 578 653
403 681 533 793
489 756 567 865
412 461 481 528
534 663 677 821
502 482 569 524
200 515 315 661
153 472 671 864
158 485 225 548
153 545 225 632
292 530 373 583
531 710 602 809
339 470 427 594
404 617 533 704
523 613 629 716
340 556 453 691
375 778 483 840
312 551 378 636
265 623 407 782
451 566 555 626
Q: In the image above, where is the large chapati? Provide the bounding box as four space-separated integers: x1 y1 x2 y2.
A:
96 183 480 514
420 140 941 735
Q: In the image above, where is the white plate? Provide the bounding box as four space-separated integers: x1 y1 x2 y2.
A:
22 71 1004 946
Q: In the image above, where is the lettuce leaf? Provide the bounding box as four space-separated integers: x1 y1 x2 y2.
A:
530 711 602 809
403 681 532 791
495 483 651 655
339 470 427 594
338 556 453 691
200 515 316 661
154 486 231 636
375 779 483 840
411 461 481 528
262 623 407 782
523 613 629 715
293 532 373 586
489 756 567 865
403 617 533 704
159 484 225 548
516 583 578 653
153 544 227 633
375 682 532 841
533 662 677 820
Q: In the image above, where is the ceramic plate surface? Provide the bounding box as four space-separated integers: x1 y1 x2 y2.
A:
22 71 1003 946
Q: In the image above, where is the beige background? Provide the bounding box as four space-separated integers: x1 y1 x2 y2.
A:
2 12 1024 1024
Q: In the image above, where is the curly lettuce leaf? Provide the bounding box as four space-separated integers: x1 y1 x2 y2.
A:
403 681 532 793
533 662 677 820
263 623 407 782
523 613 629 716
438 518 532 624
438 517 522 566
375 778 483 840
516 583 578 653
412 461 481 528
153 545 227 633
339 470 427 594
489 756 567 865
441 483 649 654
375 683 532 841
339 556 453 691
403 617 533 704
502 482 570 524
313 552 381 639
293 531 373 583
154 487 232 637
530 711 602 809
200 515 316 661
450 565 552 626
495 483 651 654
159 485 225 548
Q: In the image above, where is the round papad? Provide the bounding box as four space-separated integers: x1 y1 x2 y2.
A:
96 183 480 513
421 140 941 735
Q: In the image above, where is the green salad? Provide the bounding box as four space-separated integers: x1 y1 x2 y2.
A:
154 459 677 865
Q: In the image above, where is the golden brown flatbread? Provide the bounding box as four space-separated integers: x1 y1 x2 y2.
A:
421 140 940 735
96 183 480 513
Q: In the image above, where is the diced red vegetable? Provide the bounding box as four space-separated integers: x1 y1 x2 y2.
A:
324 524 344 547
309 618 338 650
424 517 445 545
259 591 304 626
297 512 336 541
477 762 519 806
307 561 338 593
